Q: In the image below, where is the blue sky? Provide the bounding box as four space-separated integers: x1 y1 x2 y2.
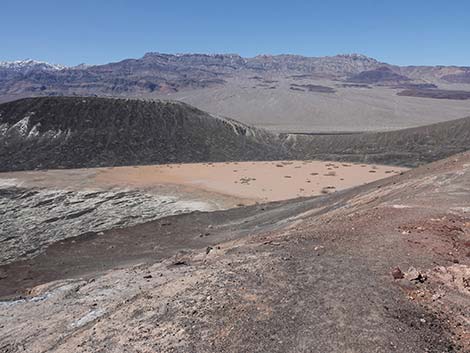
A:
1 0 469 66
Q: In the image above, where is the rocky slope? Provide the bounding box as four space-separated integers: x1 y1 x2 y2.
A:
0 185 215 266
1 151 469 352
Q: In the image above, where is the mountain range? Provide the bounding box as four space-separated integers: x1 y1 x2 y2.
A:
1 53 470 96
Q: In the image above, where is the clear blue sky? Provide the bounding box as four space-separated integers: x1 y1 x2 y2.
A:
1 0 469 66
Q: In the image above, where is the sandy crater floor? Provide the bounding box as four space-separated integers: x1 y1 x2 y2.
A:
1 160 406 203
95 160 407 202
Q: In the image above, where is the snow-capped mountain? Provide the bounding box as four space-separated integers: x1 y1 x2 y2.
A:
0 59 66 72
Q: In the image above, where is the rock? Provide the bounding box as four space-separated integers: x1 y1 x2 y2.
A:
404 267 420 280
392 267 404 279
0 185 213 266
171 260 189 267
404 267 426 283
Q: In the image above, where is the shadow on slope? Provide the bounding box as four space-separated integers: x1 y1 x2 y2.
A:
285 115 470 167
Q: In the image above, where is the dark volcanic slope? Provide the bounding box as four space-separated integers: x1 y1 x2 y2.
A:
397 88 470 100
0 97 285 171
348 66 411 84
1 96 470 171
287 115 470 167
